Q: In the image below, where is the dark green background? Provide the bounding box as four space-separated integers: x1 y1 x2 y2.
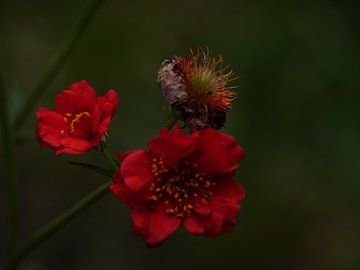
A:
1 0 359 269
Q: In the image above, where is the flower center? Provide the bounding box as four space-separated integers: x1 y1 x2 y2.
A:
149 157 216 218
61 111 92 138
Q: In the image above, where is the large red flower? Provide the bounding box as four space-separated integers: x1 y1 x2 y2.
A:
36 80 118 155
110 126 245 246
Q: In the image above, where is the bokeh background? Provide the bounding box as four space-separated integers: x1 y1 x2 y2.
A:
1 0 359 269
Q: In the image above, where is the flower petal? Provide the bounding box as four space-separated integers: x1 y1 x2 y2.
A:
210 178 245 229
36 108 66 147
219 132 245 164
147 126 197 167
70 80 96 96
187 210 224 237
131 206 181 245
183 216 205 235
55 147 85 155
98 89 119 119
59 137 92 151
55 81 97 114
189 129 241 174
121 150 154 192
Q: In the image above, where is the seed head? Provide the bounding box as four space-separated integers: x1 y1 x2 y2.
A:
158 48 238 131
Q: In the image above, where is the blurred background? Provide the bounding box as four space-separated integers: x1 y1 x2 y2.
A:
0 0 359 269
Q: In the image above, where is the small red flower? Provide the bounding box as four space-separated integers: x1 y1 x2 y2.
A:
36 80 118 155
110 126 245 246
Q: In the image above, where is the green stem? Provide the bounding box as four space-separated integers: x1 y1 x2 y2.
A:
0 71 18 258
102 149 118 173
14 0 105 132
7 181 112 270
166 116 178 130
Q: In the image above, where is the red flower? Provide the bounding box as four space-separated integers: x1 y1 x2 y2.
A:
36 80 118 155
110 126 245 246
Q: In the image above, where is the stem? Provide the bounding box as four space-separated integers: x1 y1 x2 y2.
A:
7 181 112 270
13 0 105 132
166 116 178 130
0 71 18 257
102 149 118 173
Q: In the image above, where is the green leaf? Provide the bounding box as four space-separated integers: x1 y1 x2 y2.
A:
67 161 114 177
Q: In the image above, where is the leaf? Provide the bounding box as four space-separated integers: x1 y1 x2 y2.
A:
67 161 114 177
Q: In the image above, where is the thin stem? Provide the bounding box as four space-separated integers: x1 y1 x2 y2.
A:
14 0 105 132
166 116 178 130
7 181 112 270
0 71 18 258
102 149 118 173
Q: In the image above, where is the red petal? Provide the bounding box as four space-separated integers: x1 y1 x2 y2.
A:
191 210 224 237
183 216 205 235
189 129 242 174
55 83 97 115
55 147 85 155
219 132 245 164
98 89 119 119
120 150 154 192
59 137 92 151
94 117 111 139
110 181 150 210
116 151 136 162
36 108 66 147
147 126 197 167
184 178 245 237
211 178 245 225
131 206 181 245
70 80 96 99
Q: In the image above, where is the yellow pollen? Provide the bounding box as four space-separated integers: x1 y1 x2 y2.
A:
150 195 158 201
149 157 215 218
68 111 91 134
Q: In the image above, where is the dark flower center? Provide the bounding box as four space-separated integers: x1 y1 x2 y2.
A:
61 111 92 138
150 156 216 217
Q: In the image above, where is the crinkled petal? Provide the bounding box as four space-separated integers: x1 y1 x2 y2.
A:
70 80 96 98
59 137 92 151
36 108 66 147
98 89 118 119
147 126 197 167
55 147 85 155
131 206 181 245
121 150 154 192
189 129 240 174
183 216 205 235
219 132 245 164
110 181 150 210
188 210 224 237
56 81 97 114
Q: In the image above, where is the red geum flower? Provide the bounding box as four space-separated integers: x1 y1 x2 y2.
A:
36 80 118 155
110 126 245 246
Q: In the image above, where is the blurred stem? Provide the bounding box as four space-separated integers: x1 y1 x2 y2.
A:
0 71 18 258
7 181 112 270
14 0 105 132
101 148 118 173
166 116 178 130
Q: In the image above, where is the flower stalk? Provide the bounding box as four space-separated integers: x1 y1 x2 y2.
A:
7 147 117 269
0 71 19 258
7 181 112 270
101 148 118 173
